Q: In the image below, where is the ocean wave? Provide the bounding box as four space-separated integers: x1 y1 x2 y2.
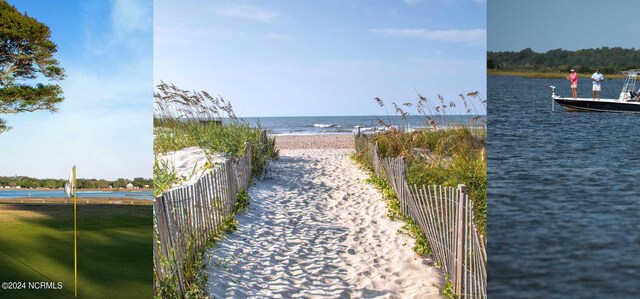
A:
354 126 380 132
313 123 334 128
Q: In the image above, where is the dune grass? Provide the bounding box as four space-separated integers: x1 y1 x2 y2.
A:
0 204 152 299
355 127 486 236
153 82 277 297
154 121 278 182
355 93 487 236
153 82 278 195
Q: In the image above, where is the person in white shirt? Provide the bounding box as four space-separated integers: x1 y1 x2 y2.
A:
591 69 604 100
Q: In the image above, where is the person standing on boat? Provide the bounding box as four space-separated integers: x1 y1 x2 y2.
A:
567 68 578 98
591 69 604 100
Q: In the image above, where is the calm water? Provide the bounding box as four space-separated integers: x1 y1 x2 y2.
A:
488 75 640 298
239 115 482 135
0 190 153 200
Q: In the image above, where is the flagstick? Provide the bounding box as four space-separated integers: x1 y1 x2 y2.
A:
73 165 77 298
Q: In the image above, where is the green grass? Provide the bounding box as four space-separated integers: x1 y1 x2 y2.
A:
0 204 152 299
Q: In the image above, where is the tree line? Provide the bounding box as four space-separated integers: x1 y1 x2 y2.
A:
487 47 640 74
0 176 152 189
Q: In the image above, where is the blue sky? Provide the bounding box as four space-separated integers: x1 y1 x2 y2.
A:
155 0 487 117
0 0 152 180
489 0 640 52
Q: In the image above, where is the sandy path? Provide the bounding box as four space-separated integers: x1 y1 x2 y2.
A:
205 149 443 298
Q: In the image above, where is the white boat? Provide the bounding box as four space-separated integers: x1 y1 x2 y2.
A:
551 69 640 113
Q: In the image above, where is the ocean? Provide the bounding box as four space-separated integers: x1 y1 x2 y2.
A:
488 75 640 298
0 189 153 200
239 115 483 135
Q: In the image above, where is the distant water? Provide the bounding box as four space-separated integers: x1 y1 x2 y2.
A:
488 75 640 298
239 115 483 135
0 190 153 200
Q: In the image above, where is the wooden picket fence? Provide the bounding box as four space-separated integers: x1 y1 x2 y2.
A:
355 134 487 298
153 144 252 296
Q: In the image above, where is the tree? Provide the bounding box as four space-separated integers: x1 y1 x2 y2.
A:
487 59 495 69
0 1 65 134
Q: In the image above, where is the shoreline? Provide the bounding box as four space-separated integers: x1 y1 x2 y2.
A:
0 197 153 205
488 70 624 79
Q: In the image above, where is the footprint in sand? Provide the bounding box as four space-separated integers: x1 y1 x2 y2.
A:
205 149 442 298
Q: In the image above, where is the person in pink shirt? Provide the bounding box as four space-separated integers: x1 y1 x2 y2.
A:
567 68 578 98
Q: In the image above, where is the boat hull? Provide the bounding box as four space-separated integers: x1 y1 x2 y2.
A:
554 98 640 113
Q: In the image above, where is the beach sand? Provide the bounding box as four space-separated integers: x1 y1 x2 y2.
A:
157 146 226 187
274 134 354 150
205 140 443 298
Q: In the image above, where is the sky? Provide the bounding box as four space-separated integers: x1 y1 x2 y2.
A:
489 0 640 52
154 0 487 117
0 0 152 180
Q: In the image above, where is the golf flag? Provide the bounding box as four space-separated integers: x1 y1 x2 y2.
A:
64 170 74 198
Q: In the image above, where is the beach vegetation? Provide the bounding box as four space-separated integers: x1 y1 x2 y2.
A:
365 175 401 221
355 95 487 236
154 190 251 299
353 94 484 299
152 160 178 197
442 277 455 299
355 92 486 299
373 91 485 132
363 173 430 257
359 127 486 236
153 82 278 194
0 1 66 134
153 82 275 297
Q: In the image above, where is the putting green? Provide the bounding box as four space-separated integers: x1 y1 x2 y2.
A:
0 204 152 299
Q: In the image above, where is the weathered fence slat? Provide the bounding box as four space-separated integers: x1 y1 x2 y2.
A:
355 133 486 299
153 142 255 297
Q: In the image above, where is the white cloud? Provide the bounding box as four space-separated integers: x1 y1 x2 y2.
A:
216 5 278 22
84 0 152 57
371 28 486 43
111 0 152 36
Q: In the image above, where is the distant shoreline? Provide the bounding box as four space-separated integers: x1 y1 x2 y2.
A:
488 70 624 79
0 197 153 205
